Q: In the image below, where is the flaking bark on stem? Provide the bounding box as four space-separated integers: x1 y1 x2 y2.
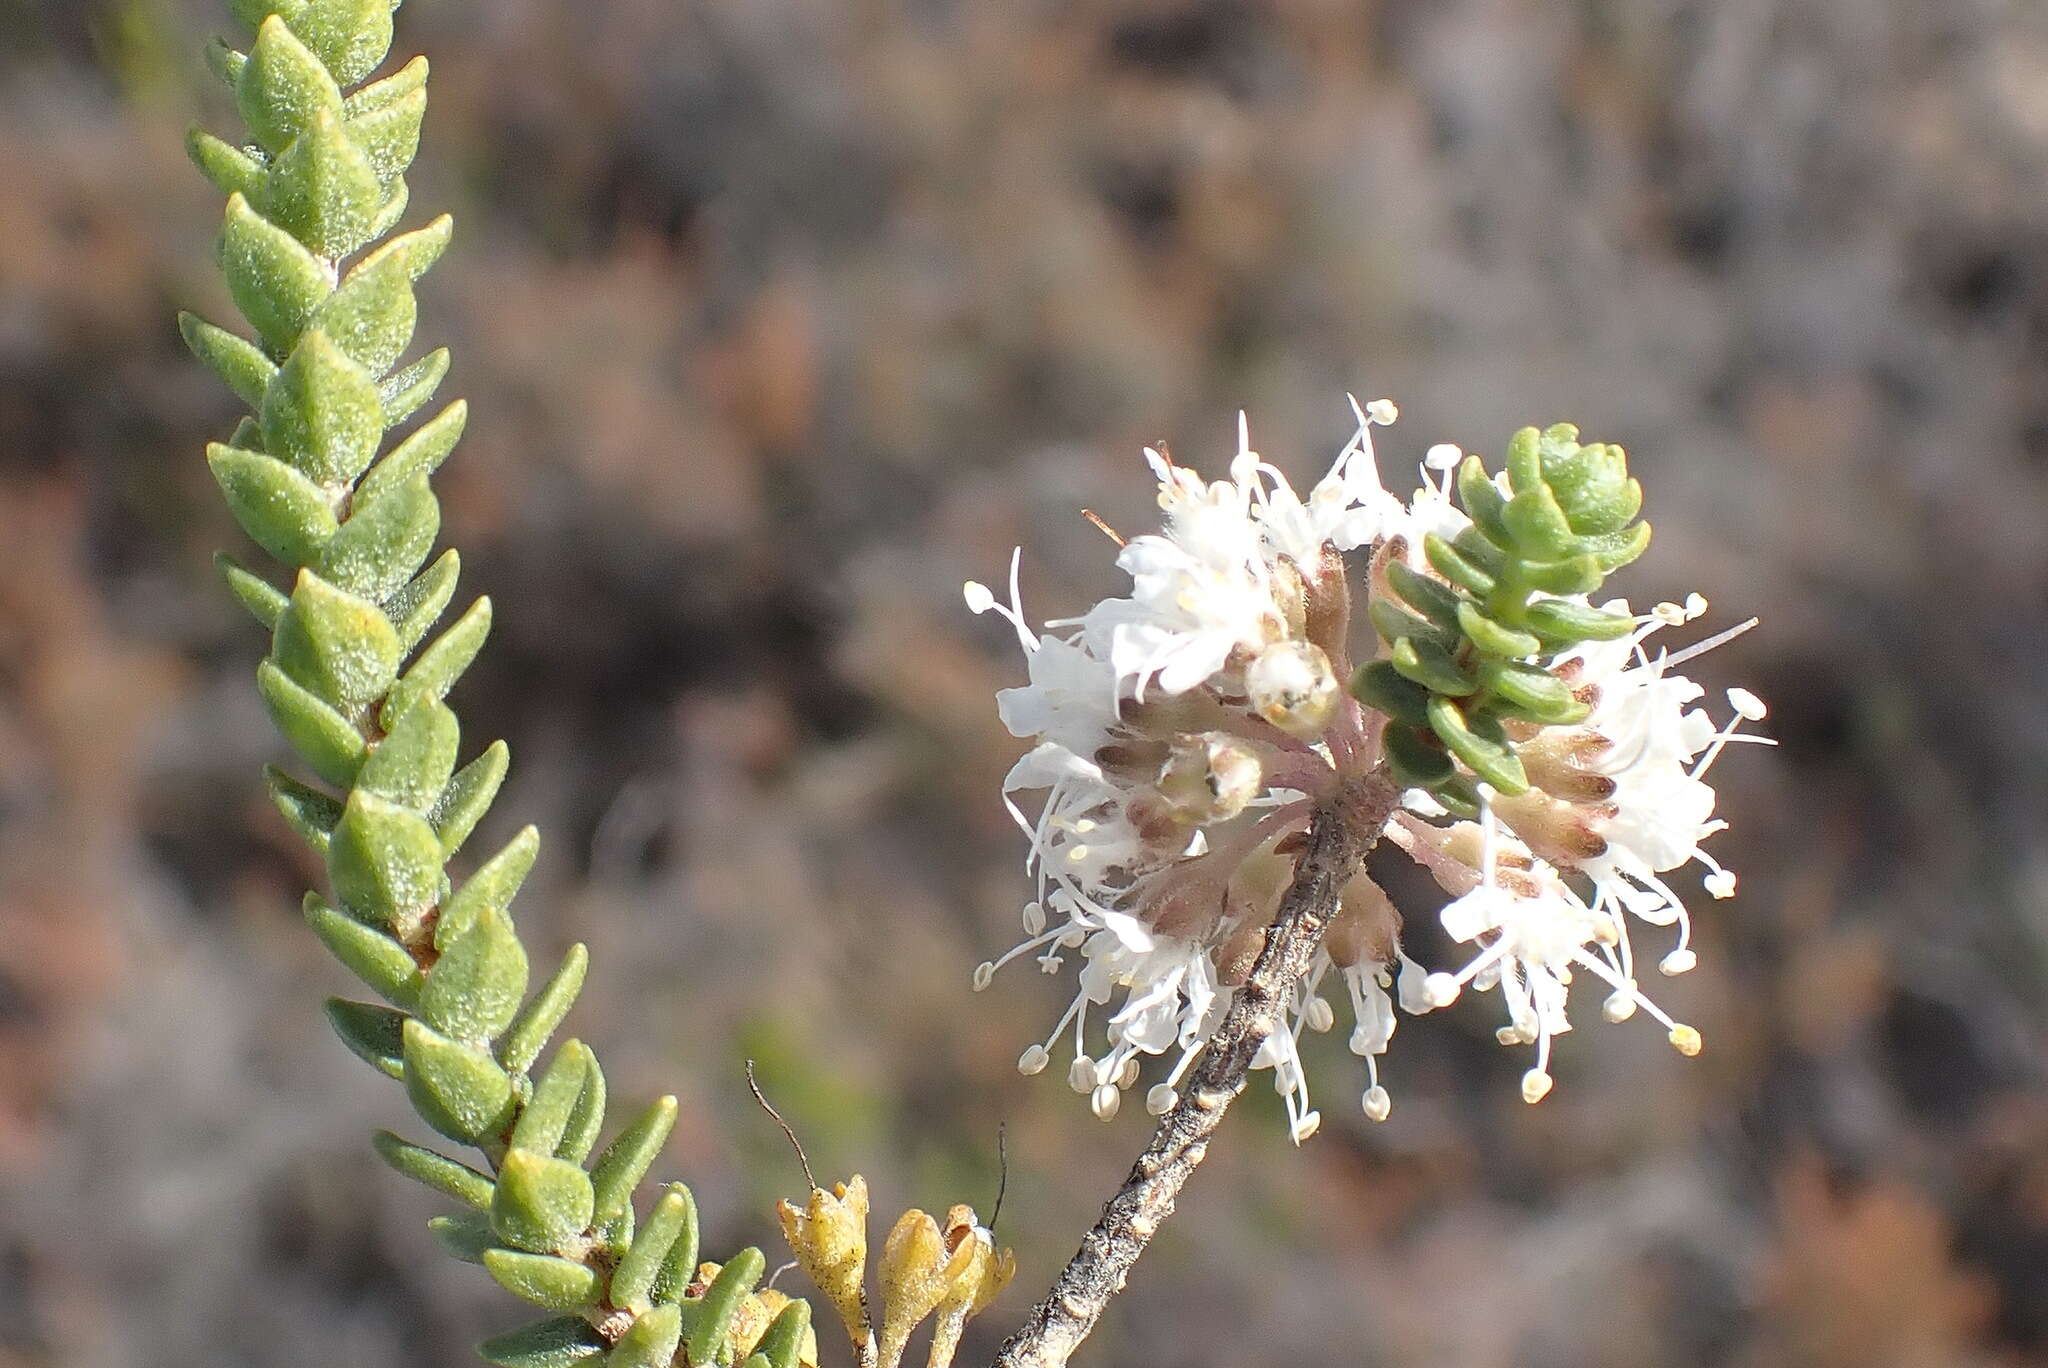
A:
991 770 1401 1368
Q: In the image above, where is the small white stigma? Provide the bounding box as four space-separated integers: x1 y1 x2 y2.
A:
1361 1085 1392 1123
1017 1044 1050 1075
1423 972 1462 1008
1146 1084 1178 1115
972 961 996 991
1521 1069 1555 1104
1659 948 1698 976
1090 1083 1122 1120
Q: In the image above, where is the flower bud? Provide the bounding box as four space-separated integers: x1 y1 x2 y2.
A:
775 1175 871 1356
1246 639 1341 739
1326 873 1400 969
875 1207 977 1368
924 1207 1017 1368
1155 732 1263 824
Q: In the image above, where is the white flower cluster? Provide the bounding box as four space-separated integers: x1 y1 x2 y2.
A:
968 402 1767 1137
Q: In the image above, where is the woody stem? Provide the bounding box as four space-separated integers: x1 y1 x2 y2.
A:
989 768 1401 1368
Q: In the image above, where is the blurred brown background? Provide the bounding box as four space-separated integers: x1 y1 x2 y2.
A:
4 0 2048 1365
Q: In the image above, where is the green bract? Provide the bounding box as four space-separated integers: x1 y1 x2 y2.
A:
1356 424 1649 811
183 2 808 1362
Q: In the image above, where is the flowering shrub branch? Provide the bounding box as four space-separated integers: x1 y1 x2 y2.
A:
180 5 1765 1367
969 407 1768 1364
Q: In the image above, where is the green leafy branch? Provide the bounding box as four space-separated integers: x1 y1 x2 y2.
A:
1352 423 1650 813
182 4 813 1364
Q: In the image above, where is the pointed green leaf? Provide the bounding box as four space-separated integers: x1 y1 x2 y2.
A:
220 193 331 352
1389 636 1476 697
610 1185 692 1313
343 55 427 184
256 658 366 787
1454 455 1511 546
403 1018 516 1143
1514 552 1603 597
181 312 277 409
383 594 491 725
1477 658 1591 727
261 329 383 487
205 37 248 88
648 1185 701 1305
305 890 423 1004
273 570 401 708
478 1317 609 1368
430 1209 497 1264
498 943 588 1076
1425 695 1529 795
438 824 538 949
589 1096 678 1227
433 739 507 857
324 996 405 1077
420 904 528 1043
608 1303 683 1368
380 347 449 425
386 547 461 652
492 1148 596 1253
754 1300 811 1368
238 16 344 155
218 552 288 628
187 128 266 202
208 443 338 567
687 1248 766 1365
1502 485 1577 560
319 474 441 602
330 787 444 920
1455 601 1541 660
373 1129 495 1209
556 1052 606 1167
315 215 450 374
1366 596 1454 653
1349 659 1430 729
1380 720 1454 790
1524 597 1636 645
1384 559 1462 628
356 695 458 811
366 174 410 238
265 764 343 853
483 1249 602 1311
1503 426 1545 496
1578 520 1653 573
509 1041 591 1156
260 106 384 257
356 398 465 504
290 0 394 85
1561 469 1641 536
1422 531 1497 598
